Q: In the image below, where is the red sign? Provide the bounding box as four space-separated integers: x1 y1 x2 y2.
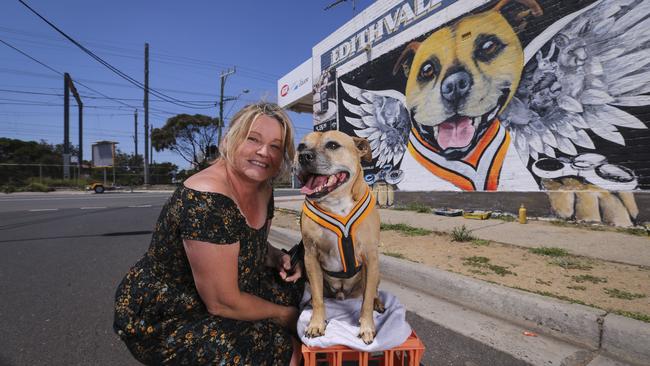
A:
280 84 289 97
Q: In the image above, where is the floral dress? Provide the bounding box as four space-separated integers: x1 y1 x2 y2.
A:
114 186 304 365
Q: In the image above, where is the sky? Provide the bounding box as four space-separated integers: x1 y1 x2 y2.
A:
1 0 374 170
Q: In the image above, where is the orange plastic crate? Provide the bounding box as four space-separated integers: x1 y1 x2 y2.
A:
302 331 425 366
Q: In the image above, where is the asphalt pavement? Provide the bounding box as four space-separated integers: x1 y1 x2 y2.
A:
0 192 162 365
273 194 650 366
1 190 648 366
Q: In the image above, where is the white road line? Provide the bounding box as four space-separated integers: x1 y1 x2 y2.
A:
0 193 171 202
28 208 59 212
128 205 152 208
80 207 107 210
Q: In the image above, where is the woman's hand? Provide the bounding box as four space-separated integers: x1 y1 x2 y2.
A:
266 241 303 282
273 305 299 331
277 252 303 283
277 253 302 282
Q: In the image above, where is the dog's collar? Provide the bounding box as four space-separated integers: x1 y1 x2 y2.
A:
303 187 375 279
408 119 510 191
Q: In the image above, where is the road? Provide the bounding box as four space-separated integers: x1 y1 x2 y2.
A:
0 190 527 366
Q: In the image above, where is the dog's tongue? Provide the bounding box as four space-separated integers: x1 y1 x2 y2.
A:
437 117 475 150
300 175 330 195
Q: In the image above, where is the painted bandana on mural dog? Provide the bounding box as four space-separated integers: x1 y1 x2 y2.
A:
337 0 649 225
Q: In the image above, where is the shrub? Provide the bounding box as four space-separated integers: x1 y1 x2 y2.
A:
451 225 475 242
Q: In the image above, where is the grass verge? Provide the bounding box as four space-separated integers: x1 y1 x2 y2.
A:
392 203 431 213
572 275 607 284
462 256 515 276
380 223 432 236
530 247 569 257
549 257 593 270
604 288 646 300
383 251 406 260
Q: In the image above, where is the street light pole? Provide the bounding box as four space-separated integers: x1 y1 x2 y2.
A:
217 67 236 147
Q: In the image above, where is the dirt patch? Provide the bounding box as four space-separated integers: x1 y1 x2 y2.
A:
273 209 650 322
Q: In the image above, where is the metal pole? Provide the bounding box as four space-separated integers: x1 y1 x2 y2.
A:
134 109 138 159
78 103 83 176
112 142 116 186
144 43 150 185
217 67 236 148
63 73 70 179
150 124 153 166
66 74 83 178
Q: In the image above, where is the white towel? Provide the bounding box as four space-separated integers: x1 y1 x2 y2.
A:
297 286 412 352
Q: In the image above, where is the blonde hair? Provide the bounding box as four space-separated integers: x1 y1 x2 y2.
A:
218 102 295 178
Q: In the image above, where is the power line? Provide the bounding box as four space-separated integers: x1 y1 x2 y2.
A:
0 38 141 112
18 0 218 109
0 88 218 104
0 38 62 76
0 25 280 81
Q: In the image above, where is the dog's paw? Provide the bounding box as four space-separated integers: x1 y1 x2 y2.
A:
358 319 376 344
305 318 327 338
373 297 386 313
371 182 395 207
542 177 639 227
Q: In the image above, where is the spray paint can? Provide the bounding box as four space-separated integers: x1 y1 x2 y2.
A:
519 204 527 224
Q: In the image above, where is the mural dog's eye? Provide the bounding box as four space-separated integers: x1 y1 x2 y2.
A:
297 143 307 151
325 141 340 150
474 34 505 62
417 59 439 82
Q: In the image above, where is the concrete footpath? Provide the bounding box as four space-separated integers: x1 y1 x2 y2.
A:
272 195 650 366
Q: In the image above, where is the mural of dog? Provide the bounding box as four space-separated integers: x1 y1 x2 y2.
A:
341 0 649 226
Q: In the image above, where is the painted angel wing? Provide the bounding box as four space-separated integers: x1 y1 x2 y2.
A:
340 81 411 169
501 0 650 162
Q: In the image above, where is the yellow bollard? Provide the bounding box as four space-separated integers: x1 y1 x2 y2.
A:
518 204 527 224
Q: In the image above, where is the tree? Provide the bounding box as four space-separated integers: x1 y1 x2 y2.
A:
151 114 220 170
0 138 73 185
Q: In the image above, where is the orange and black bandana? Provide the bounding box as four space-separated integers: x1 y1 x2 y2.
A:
407 119 510 191
302 187 375 279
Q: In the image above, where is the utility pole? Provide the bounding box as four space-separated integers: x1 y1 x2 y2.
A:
143 43 150 185
63 73 83 179
63 73 70 179
217 67 236 147
134 109 138 159
150 123 154 183
69 76 83 177
150 124 153 166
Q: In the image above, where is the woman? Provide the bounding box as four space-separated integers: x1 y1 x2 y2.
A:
114 102 304 365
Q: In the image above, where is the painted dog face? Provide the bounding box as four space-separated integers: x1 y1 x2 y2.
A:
396 7 525 158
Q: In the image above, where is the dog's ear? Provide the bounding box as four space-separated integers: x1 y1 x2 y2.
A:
494 0 542 15
393 42 420 78
494 0 543 31
352 137 373 163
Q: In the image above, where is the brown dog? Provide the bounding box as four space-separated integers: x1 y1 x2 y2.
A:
296 131 383 344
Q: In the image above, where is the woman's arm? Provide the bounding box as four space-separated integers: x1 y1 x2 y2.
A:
183 239 296 327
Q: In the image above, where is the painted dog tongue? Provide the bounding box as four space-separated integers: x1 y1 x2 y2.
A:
437 116 475 150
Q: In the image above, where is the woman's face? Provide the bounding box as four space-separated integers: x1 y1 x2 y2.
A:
232 115 284 183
